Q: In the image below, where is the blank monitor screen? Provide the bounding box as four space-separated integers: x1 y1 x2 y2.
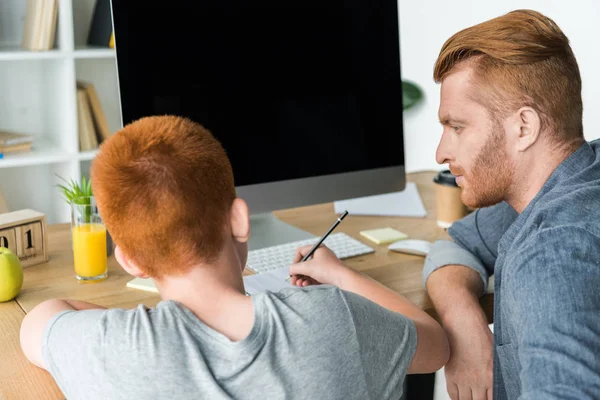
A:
110 0 405 195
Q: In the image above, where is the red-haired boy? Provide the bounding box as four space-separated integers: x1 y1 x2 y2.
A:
21 115 448 399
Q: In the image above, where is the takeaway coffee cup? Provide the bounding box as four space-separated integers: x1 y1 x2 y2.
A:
433 170 469 228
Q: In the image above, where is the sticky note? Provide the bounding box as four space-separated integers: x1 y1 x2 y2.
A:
359 227 408 245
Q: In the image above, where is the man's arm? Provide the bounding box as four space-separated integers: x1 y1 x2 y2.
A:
509 228 600 399
426 264 494 400
20 299 106 369
424 201 517 292
423 202 517 400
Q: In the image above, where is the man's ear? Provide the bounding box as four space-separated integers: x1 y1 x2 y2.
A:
230 198 250 243
114 246 149 279
513 106 541 152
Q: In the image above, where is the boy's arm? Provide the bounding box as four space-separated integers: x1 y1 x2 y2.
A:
337 268 450 374
20 299 106 370
289 247 449 374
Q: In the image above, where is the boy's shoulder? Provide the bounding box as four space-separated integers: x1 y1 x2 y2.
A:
270 284 344 300
257 285 351 315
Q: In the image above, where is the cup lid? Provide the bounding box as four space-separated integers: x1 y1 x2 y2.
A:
433 170 458 186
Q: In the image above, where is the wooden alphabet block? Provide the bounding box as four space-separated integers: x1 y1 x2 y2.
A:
0 209 48 267
0 228 17 250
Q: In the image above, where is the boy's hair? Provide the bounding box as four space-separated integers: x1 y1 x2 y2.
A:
434 9 583 141
91 115 236 278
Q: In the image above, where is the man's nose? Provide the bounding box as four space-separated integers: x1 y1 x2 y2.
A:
435 131 452 165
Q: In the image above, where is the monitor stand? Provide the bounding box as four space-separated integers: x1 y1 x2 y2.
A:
248 213 316 251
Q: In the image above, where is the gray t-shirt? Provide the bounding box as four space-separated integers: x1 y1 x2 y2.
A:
43 285 417 400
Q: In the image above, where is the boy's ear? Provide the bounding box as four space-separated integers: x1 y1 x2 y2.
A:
115 246 149 279
230 198 250 243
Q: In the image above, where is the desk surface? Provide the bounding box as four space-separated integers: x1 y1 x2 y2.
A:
0 171 493 400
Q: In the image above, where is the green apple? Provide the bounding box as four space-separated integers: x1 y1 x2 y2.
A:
0 247 24 302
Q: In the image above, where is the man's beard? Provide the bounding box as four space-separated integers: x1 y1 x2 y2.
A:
461 125 513 209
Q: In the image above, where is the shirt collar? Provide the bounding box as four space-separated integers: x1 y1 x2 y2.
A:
498 140 596 253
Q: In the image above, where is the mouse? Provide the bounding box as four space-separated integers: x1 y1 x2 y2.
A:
387 239 432 256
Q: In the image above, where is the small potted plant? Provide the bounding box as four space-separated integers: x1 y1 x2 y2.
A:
402 80 423 111
56 175 113 267
56 175 93 222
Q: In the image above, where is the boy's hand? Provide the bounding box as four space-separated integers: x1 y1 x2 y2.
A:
289 245 353 287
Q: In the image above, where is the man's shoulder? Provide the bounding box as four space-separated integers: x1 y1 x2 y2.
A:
504 224 600 282
526 188 600 241
524 158 600 242
523 225 600 249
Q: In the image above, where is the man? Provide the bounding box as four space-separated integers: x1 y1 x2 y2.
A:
422 9 600 400
20 115 449 399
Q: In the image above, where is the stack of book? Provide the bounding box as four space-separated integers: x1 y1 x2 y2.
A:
21 0 59 51
76 80 112 151
0 132 33 155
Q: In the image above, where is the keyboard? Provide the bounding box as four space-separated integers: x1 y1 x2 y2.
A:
246 232 375 274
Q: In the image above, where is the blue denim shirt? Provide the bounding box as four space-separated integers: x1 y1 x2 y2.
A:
423 140 600 399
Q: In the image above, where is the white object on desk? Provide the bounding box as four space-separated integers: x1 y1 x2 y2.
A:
243 266 292 295
126 277 159 293
333 182 427 217
387 239 432 256
127 265 293 296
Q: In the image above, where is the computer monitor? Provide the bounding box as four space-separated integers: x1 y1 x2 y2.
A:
110 0 406 250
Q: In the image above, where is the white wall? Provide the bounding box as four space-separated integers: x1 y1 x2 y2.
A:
398 0 600 173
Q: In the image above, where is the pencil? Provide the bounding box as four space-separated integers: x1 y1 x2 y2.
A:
287 210 349 281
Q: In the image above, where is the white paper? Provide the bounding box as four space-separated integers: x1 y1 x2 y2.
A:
333 182 427 217
128 267 293 296
243 266 292 295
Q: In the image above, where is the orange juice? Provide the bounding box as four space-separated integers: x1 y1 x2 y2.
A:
72 223 107 280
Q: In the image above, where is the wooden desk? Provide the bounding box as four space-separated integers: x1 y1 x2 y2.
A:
0 171 493 400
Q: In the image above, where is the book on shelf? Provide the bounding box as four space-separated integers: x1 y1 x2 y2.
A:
88 0 113 47
0 132 33 147
76 88 99 151
0 131 33 155
21 0 58 51
1 142 33 154
76 80 112 144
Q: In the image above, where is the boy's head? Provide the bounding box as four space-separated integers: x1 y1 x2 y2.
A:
91 115 248 279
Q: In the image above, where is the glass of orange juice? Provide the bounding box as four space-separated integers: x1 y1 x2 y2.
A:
71 197 108 283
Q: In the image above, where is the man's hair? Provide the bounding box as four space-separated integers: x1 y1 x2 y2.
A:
91 115 236 278
434 9 583 141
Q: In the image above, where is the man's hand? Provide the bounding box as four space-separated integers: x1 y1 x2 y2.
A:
289 245 353 287
444 321 493 400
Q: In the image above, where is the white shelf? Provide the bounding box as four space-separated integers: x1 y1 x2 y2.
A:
0 45 65 61
77 149 99 161
0 141 73 168
0 0 120 223
73 47 115 59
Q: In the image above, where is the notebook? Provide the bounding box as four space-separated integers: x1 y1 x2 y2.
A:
126 265 293 296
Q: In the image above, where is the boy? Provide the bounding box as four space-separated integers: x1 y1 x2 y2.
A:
21 115 448 399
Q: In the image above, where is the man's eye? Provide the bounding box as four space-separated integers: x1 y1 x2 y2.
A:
452 126 461 132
